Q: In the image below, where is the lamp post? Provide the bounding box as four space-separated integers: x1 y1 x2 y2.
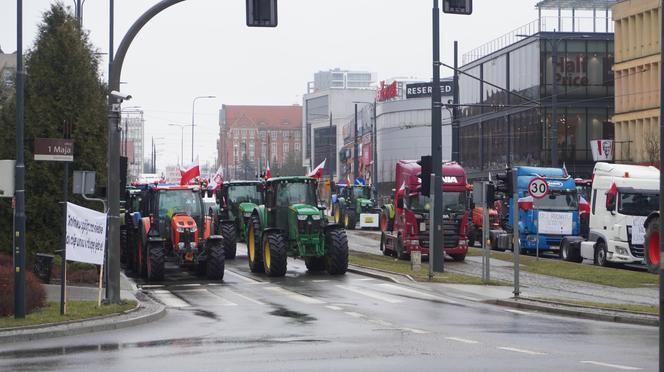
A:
191 95 216 162
168 123 187 166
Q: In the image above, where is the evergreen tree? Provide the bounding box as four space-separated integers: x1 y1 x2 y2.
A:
0 3 107 255
277 151 306 177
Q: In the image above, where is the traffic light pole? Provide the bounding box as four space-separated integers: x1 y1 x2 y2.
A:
512 169 520 297
431 0 444 273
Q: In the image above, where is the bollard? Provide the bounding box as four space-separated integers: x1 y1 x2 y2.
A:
411 251 422 272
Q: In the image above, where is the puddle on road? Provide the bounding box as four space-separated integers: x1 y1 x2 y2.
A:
0 336 327 360
269 306 316 324
186 308 219 320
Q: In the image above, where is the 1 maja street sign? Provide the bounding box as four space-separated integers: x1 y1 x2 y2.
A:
34 138 74 162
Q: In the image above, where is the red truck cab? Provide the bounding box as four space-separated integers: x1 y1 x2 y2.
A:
380 160 469 261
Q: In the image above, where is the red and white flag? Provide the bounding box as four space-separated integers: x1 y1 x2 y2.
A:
208 166 224 191
180 157 200 185
264 161 272 180
307 159 326 179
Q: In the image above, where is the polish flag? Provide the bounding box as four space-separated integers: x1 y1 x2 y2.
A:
264 161 272 180
208 166 224 191
180 158 200 185
307 159 326 179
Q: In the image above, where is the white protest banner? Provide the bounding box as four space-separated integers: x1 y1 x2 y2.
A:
631 216 647 246
66 202 107 265
537 211 573 235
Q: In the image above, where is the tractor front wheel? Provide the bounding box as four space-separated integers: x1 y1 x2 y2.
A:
263 232 288 277
305 256 326 272
645 217 660 274
220 222 237 259
146 241 165 282
325 228 349 275
247 216 264 273
206 240 225 281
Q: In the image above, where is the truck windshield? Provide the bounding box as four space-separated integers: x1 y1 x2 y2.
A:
533 190 578 211
407 194 431 212
276 182 316 206
443 191 467 214
352 187 370 199
228 185 262 204
159 189 202 219
618 192 659 216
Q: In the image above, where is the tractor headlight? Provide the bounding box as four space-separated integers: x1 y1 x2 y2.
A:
297 215 308 221
244 212 252 218
177 227 185 233
190 226 197 233
178 242 185 249
311 214 321 221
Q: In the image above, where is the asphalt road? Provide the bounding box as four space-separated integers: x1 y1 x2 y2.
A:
0 242 657 372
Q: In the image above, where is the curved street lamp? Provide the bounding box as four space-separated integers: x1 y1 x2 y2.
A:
191 95 216 162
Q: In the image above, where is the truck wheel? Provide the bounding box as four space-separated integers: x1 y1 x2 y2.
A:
560 238 583 263
325 228 349 275
305 256 326 272
147 241 164 282
450 253 466 262
594 240 610 267
206 240 225 281
645 217 659 274
263 232 288 277
247 216 264 273
220 223 237 259
395 236 409 260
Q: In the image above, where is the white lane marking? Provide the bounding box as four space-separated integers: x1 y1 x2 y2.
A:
225 269 263 283
580 361 642 370
378 283 460 304
344 311 364 318
223 288 267 306
336 285 403 304
325 305 344 311
265 287 326 304
401 328 430 334
178 283 202 287
497 347 547 356
354 278 375 281
141 284 164 289
445 337 479 344
151 290 190 308
311 279 330 283
505 309 531 315
179 289 238 306
368 319 393 327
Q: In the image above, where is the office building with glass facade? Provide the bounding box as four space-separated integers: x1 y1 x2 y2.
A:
458 31 614 179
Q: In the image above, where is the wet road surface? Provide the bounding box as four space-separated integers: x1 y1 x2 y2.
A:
0 242 657 371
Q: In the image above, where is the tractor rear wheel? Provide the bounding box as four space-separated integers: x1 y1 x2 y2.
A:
263 232 288 277
325 228 349 275
247 216 264 273
220 222 237 259
146 241 165 282
206 240 225 281
305 256 326 272
645 217 660 274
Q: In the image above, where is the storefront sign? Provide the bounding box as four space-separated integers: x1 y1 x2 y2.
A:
405 81 455 99
377 80 398 101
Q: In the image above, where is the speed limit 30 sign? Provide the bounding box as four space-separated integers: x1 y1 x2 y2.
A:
528 177 549 199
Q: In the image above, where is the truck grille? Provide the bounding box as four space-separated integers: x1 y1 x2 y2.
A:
442 219 460 248
627 231 645 259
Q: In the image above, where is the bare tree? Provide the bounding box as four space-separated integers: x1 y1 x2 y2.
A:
644 129 660 165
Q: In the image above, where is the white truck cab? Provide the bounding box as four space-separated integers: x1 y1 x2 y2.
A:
579 162 660 266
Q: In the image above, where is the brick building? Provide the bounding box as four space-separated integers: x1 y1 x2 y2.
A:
218 105 302 179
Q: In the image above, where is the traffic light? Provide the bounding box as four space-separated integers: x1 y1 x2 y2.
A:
246 0 278 27
417 155 432 197
486 182 495 207
443 0 472 15
494 168 514 195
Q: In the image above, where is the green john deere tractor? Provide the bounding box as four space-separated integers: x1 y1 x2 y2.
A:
247 177 348 277
332 184 380 230
215 180 264 259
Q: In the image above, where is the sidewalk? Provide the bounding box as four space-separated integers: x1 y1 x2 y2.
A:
0 273 165 344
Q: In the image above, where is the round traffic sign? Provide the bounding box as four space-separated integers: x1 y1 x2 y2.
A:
528 177 549 199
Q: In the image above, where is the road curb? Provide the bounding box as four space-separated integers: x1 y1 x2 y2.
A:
0 292 167 344
347 264 415 283
487 298 658 327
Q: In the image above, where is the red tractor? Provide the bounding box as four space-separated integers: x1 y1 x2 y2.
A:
127 185 225 282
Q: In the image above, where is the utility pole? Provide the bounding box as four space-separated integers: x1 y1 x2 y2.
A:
551 32 559 167
14 0 26 319
431 0 444 273
372 100 378 199
353 103 359 182
658 4 664 369
452 40 460 163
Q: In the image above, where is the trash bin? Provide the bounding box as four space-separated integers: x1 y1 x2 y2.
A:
33 253 55 284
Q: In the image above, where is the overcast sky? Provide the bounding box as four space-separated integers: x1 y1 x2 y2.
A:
1 0 543 171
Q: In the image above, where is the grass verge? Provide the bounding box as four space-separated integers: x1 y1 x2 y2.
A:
468 247 658 288
535 297 659 315
0 300 137 329
349 251 505 285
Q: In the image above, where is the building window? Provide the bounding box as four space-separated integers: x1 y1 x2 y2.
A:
294 142 301 152
250 130 255 139
283 143 289 154
283 131 289 139
271 143 277 158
